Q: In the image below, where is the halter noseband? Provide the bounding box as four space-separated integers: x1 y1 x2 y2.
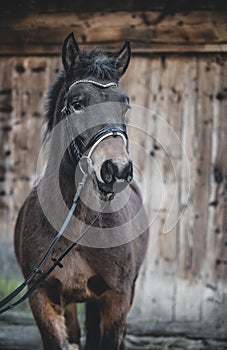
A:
62 79 129 170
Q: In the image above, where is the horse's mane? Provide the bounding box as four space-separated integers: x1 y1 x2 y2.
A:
44 48 119 136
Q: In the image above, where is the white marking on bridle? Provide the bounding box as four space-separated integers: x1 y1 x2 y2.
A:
68 79 118 91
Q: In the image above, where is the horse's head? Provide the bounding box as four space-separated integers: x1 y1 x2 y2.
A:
49 33 132 201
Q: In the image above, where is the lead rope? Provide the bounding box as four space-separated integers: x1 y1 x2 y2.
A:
0 171 106 315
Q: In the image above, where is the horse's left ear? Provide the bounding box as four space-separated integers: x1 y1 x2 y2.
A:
62 32 80 73
115 41 131 77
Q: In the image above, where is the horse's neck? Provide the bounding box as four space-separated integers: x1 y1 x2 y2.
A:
42 154 130 226
58 165 107 221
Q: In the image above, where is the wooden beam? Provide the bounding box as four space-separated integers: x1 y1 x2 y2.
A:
0 44 226 56
0 11 226 55
0 0 226 16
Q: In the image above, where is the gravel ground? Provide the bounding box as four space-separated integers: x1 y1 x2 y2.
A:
0 313 226 350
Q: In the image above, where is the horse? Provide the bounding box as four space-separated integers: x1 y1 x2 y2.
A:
14 32 149 350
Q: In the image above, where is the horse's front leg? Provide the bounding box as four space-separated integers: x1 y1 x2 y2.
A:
99 292 130 350
29 284 76 350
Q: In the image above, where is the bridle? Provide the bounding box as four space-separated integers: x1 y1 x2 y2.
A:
62 79 129 172
0 79 130 314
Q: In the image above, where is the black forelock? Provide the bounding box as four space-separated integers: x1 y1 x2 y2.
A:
74 49 119 81
44 48 119 138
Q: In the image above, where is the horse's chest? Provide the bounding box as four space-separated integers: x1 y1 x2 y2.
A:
54 253 94 300
50 251 112 303
49 245 132 305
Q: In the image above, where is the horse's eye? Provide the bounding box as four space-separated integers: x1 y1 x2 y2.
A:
72 101 84 111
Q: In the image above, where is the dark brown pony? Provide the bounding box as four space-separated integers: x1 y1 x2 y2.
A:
14 33 149 350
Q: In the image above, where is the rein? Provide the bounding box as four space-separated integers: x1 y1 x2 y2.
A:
0 171 108 314
0 79 128 315
0 172 89 314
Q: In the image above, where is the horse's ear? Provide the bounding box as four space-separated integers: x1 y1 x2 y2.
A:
62 32 80 73
115 41 131 77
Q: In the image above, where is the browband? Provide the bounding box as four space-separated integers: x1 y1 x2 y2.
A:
68 79 118 91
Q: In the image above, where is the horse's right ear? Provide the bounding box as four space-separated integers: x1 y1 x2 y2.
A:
115 41 131 77
62 32 80 73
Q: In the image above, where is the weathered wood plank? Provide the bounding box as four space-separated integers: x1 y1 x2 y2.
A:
213 56 227 281
125 54 227 329
1 44 227 56
11 58 40 224
190 57 215 277
0 58 14 241
128 57 184 323
1 0 226 16
10 57 61 228
177 56 198 277
0 11 226 54
122 57 175 322
147 57 183 321
174 56 217 322
174 57 203 322
202 54 227 321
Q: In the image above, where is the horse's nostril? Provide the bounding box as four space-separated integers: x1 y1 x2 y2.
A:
100 159 116 184
120 160 133 183
100 159 133 186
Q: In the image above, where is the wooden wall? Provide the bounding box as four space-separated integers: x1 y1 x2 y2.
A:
0 53 226 337
0 3 226 338
122 55 227 338
0 57 59 242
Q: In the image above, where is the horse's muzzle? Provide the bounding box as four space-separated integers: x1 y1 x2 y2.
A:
96 159 133 199
101 159 133 184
